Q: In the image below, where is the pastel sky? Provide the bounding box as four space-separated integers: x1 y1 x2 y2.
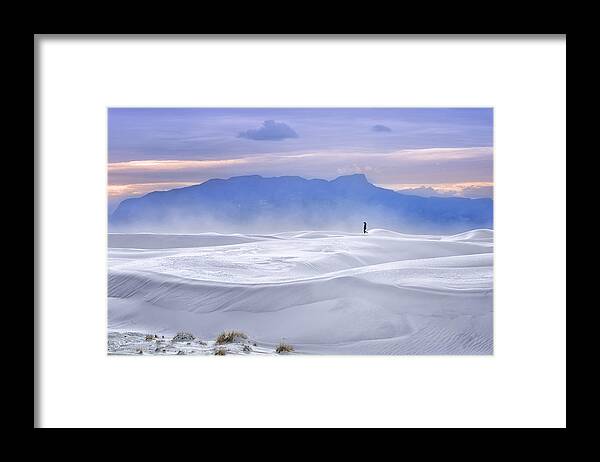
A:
108 108 493 211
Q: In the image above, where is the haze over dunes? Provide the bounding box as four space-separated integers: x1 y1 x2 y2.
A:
109 174 493 234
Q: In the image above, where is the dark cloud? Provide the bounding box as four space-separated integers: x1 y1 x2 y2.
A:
238 120 299 141
372 124 392 133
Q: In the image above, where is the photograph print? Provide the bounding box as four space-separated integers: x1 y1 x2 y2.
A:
107 108 493 355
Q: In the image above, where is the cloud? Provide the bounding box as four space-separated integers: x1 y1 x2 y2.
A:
238 120 299 141
107 182 199 198
372 124 392 133
108 147 493 200
393 182 493 199
108 158 249 172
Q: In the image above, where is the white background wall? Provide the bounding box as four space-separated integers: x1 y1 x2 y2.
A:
37 36 566 428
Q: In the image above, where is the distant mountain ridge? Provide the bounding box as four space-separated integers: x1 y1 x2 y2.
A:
109 174 493 234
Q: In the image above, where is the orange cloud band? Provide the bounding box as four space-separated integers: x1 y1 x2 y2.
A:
108 158 250 172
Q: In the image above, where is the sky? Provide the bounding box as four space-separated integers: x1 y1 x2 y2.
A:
108 108 493 211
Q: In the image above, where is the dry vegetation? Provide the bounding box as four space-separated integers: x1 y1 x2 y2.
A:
275 342 295 354
215 330 248 345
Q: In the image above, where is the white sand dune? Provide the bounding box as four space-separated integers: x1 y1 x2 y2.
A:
108 233 270 249
108 229 493 354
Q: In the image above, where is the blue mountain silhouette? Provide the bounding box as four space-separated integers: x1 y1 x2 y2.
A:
109 174 493 233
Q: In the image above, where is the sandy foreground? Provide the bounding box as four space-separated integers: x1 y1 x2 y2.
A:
108 229 493 355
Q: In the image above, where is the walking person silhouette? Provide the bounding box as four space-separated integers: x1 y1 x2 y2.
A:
363 221 368 234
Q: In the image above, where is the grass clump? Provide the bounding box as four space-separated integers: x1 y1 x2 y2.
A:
215 330 248 345
214 348 227 356
275 342 294 354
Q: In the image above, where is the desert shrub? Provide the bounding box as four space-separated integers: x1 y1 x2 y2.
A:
215 330 248 345
275 342 294 354
214 348 227 356
172 331 195 342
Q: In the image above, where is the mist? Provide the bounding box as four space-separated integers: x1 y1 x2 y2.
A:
108 174 493 235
